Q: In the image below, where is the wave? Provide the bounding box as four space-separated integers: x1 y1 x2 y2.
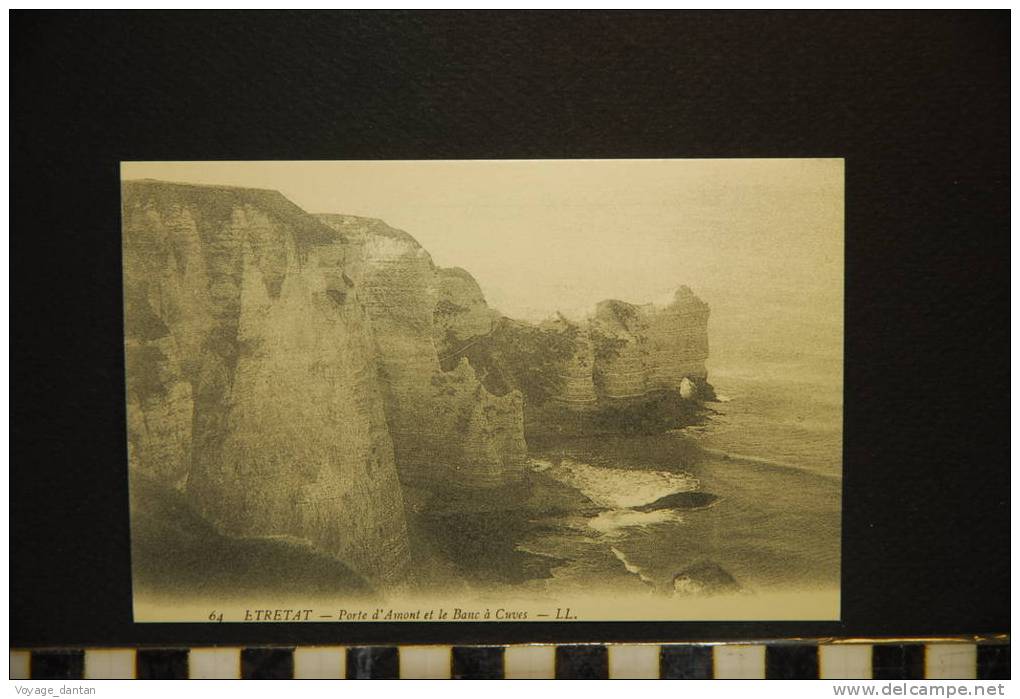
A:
589 508 684 538
694 446 841 481
534 457 699 509
610 546 657 588
513 543 569 561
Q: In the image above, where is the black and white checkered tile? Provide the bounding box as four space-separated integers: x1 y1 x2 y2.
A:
10 642 1008 679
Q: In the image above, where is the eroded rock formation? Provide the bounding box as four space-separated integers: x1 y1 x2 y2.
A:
434 266 499 347
123 180 712 585
316 215 527 491
541 314 598 407
437 285 713 436
590 287 711 401
122 181 411 586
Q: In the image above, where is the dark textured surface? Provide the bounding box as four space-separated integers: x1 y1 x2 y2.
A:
872 644 925 680
452 646 504 679
765 644 819 679
30 651 84 680
11 11 1008 647
136 649 189 680
977 644 1010 680
660 645 713 679
241 648 294 680
346 646 399 679
555 645 608 679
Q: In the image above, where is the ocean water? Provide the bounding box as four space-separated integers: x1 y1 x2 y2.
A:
517 364 843 597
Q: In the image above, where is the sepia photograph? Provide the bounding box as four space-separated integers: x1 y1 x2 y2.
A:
11 7 1009 684
121 159 843 622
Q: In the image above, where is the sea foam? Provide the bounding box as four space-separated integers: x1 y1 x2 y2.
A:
610 546 657 587
539 457 699 509
590 509 684 537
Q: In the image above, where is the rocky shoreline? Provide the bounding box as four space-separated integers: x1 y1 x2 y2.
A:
123 179 715 591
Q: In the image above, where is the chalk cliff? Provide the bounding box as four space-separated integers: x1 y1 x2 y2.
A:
541 314 598 407
122 181 411 586
434 266 500 347
316 215 527 491
123 181 712 587
590 287 711 401
438 287 712 436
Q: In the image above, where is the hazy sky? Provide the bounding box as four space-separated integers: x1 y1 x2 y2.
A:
122 159 843 376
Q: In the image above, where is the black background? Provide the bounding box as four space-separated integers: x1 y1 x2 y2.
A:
11 11 1009 647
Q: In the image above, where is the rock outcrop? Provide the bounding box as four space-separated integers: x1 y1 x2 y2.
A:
438 286 713 436
590 287 710 401
122 180 713 586
541 314 598 407
122 181 411 586
434 266 499 347
316 215 527 491
671 560 741 597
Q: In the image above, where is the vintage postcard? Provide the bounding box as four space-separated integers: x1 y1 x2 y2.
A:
121 159 843 622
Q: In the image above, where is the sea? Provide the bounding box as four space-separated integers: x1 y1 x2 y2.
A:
510 355 844 598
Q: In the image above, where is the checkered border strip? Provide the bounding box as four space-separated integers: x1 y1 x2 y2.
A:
10 640 1008 679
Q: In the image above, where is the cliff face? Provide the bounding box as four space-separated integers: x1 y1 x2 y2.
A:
540 315 598 406
316 215 527 490
122 181 411 586
438 287 712 437
123 180 713 594
434 266 499 347
589 287 710 401
644 286 711 384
